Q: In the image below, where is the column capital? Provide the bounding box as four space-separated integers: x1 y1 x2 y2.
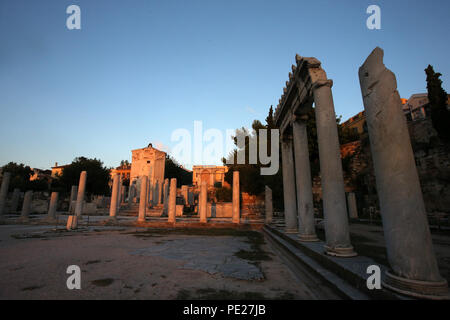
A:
293 114 309 123
312 79 333 90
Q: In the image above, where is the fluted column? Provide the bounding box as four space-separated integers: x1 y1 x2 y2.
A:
75 171 87 217
0 172 11 216
292 119 319 241
313 79 356 257
281 136 298 233
359 47 447 297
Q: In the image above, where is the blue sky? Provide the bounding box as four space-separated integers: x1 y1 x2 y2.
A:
1 0 449 170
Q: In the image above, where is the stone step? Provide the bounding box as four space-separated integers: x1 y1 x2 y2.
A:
263 225 406 300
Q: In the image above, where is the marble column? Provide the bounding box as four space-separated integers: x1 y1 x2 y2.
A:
10 188 21 213
347 193 358 219
116 176 122 211
359 47 447 297
68 185 78 214
21 191 33 220
199 181 207 223
232 171 240 224
128 185 134 208
138 176 148 222
0 172 11 216
158 182 163 205
168 178 177 223
153 181 159 206
181 185 188 205
292 119 319 241
281 137 298 233
265 186 273 224
313 79 356 257
109 174 120 219
47 192 59 220
163 178 169 215
75 171 87 217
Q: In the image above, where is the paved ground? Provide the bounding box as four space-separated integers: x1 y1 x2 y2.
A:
0 224 340 300
347 222 450 283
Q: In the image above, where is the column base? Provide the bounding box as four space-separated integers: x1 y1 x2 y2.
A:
383 270 449 300
285 228 298 234
298 233 320 242
324 245 357 258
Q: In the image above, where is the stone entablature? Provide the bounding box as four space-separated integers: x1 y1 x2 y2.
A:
192 165 228 188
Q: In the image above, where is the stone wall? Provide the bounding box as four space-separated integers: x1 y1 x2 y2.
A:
321 117 450 218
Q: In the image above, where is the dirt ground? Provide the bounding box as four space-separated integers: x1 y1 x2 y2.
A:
0 225 339 300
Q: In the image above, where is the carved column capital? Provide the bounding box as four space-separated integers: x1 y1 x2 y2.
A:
312 79 333 90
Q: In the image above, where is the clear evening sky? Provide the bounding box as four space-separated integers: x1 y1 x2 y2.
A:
1 0 449 170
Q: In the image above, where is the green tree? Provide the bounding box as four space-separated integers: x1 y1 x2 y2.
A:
425 65 450 141
58 157 111 196
164 156 193 187
1 162 33 191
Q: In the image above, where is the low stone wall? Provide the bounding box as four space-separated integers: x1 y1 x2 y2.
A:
207 202 232 218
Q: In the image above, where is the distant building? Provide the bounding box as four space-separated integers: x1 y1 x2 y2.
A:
110 164 131 181
51 162 70 178
342 98 409 134
130 143 166 192
402 94 429 121
341 111 366 135
192 165 229 188
30 168 52 181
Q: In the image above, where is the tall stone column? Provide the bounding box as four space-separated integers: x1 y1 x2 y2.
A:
109 174 120 219
138 176 148 222
21 191 33 220
232 171 240 224
199 181 207 223
117 176 122 210
168 178 177 223
265 186 273 224
359 47 448 298
163 178 169 215
181 185 188 205
292 119 319 241
281 137 298 233
153 181 159 206
47 192 59 220
157 182 163 205
0 172 11 216
75 171 87 217
148 181 153 207
68 185 78 214
347 193 358 219
10 188 21 213
128 185 134 208
313 80 356 257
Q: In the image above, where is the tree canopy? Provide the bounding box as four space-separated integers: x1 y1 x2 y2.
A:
164 156 193 187
425 65 450 142
58 157 111 196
